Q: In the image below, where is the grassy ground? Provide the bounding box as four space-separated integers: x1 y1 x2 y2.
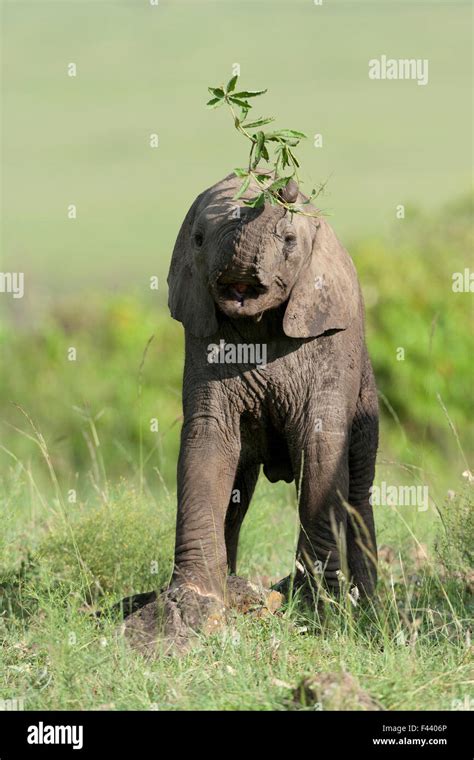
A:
0 473 472 711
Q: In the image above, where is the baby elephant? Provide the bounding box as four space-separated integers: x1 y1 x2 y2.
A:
167 173 378 629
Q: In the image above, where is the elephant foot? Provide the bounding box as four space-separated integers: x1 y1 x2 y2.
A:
118 576 283 658
273 569 361 611
272 574 293 596
119 585 225 657
272 571 309 597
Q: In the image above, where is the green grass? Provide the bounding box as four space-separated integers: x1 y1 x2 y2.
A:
0 473 472 711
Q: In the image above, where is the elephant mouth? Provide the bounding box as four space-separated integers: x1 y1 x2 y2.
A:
216 277 269 306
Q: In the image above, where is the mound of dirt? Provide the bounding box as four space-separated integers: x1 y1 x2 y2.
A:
293 671 384 711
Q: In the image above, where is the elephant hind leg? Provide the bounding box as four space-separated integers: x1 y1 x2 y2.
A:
224 464 260 574
347 350 379 595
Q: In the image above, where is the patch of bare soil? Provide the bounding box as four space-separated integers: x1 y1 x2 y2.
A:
293 671 384 711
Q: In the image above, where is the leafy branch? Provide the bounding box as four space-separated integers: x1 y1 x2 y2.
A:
207 74 320 215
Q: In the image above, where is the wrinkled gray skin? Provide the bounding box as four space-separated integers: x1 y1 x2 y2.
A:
166 173 378 628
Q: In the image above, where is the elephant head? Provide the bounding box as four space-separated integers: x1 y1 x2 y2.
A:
168 173 358 338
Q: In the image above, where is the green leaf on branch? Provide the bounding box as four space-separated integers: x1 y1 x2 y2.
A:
226 75 239 93
288 148 300 168
228 97 252 110
253 131 266 167
275 129 307 140
268 176 292 193
208 87 225 99
242 117 275 129
234 175 251 200
233 89 267 99
206 73 318 217
243 193 266 208
280 145 290 169
266 131 304 146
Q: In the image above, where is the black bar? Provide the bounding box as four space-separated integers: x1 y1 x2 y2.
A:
0 710 470 758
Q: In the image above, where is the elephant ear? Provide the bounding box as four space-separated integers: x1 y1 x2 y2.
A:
167 193 218 338
283 218 359 339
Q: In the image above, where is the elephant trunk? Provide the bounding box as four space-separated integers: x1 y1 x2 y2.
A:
226 236 274 289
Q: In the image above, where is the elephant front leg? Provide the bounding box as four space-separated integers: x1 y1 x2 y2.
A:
168 419 239 634
293 439 351 599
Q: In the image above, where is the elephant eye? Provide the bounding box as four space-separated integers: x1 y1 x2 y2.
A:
194 231 204 247
284 233 296 245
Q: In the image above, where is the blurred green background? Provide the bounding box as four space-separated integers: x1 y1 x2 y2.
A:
0 0 472 536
